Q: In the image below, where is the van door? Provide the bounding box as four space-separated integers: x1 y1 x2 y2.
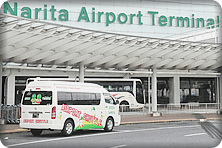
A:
103 93 119 126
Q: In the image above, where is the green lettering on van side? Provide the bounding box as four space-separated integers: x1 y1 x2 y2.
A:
108 111 115 114
109 106 115 109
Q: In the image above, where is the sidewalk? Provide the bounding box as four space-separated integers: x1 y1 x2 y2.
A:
0 113 221 134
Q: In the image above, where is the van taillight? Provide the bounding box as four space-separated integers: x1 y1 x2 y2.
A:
51 106 56 119
20 107 21 118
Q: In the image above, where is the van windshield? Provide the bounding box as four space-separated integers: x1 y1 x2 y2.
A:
22 91 52 105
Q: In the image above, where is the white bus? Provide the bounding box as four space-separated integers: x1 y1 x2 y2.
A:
26 78 145 110
20 78 120 136
84 78 145 111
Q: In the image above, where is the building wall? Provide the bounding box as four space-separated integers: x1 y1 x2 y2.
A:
1 0 221 105
2 68 220 105
1 0 221 40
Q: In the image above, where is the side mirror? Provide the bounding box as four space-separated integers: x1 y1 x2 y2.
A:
115 100 119 104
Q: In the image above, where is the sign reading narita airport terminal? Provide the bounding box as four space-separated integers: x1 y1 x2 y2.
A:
3 2 220 29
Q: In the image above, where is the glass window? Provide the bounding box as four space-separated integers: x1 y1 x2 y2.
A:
104 93 115 105
87 81 133 93
22 91 52 105
58 92 72 105
57 92 101 105
136 81 144 104
180 78 216 103
72 92 101 105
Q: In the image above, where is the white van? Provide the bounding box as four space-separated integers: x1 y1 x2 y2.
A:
20 78 121 136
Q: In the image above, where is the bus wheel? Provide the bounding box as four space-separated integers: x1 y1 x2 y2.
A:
62 119 74 136
30 129 42 136
104 117 114 132
120 102 129 112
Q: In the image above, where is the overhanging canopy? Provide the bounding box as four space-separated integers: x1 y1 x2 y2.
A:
0 14 222 72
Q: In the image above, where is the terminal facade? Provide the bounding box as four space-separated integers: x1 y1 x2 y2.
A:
0 0 222 113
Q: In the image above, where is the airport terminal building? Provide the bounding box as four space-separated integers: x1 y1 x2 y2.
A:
0 0 222 113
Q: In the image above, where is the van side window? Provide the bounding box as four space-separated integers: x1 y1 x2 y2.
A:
104 93 115 105
72 92 101 105
57 92 101 105
58 92 72 105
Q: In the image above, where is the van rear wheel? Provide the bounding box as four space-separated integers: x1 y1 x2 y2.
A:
30 129 42 136
62 119 74 136
104 117 114 132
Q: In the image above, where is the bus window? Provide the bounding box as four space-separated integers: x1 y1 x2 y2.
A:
85 79 145 108
136 81 144 104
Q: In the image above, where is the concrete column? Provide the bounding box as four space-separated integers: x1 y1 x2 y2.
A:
169 76 180 105
216 26 222 43
220 75 222 109
69 72 76 81
152 68 157 112
79 63 84 83
216 0 222 43
123 73 130 79
148 70 151 114
0 61 2 118
6 73 15 105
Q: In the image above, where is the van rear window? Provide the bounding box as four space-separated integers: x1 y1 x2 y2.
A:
22 91 52 105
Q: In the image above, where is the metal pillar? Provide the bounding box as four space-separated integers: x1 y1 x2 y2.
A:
152 68 157 112
79 63 84 83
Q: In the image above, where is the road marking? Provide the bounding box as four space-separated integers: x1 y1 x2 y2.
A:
119 125 200 133
184 133 207 137
7 125 200 147
110 144 127 148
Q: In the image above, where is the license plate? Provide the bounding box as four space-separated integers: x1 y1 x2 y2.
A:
33 113 39 118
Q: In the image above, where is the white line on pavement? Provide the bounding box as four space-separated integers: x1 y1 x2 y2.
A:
110 144 127 148
184 133 207 137
7 125 200 147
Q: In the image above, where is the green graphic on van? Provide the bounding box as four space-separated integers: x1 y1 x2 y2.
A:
31 94 42 104
109 106 115 109
42 97 51 100
76 115 103 130
24 97 31 100
108 111 115 114
75 122 103 130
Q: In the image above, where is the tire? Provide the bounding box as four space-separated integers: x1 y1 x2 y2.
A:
120 102 129 112
104 117 114 132
30 129 42 136
62 119 74 136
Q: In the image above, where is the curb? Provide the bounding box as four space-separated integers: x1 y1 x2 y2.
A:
120 118 222 125
0 129 29 134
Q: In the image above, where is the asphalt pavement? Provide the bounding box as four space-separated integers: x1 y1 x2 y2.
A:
1 121 222 148
0 113 221 134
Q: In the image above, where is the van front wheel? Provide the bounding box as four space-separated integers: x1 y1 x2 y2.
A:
62 119 74 136
104 117 114 132
30 129 42 136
